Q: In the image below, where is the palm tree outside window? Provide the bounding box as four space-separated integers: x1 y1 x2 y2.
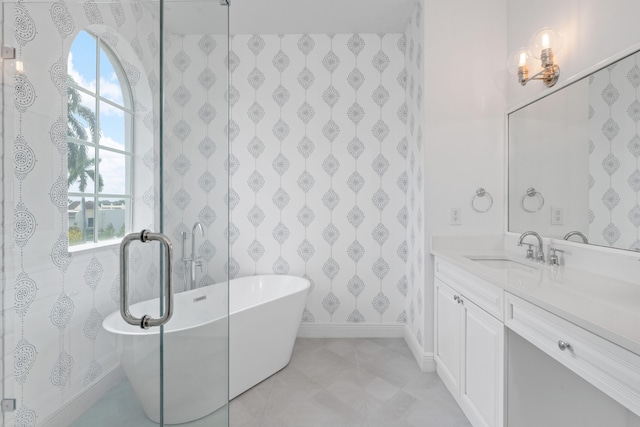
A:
67 30 134 247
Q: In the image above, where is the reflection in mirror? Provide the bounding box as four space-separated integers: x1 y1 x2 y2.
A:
509 50 640 252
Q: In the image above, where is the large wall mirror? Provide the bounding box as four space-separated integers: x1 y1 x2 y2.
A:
509 49 640 252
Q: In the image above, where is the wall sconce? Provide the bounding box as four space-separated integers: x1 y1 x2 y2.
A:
508 27 563 88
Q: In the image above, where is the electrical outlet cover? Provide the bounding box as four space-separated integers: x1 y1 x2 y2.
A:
450 208 462 225
551 206 563 225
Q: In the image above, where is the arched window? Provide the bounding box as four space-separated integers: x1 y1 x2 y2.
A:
67 30 134 248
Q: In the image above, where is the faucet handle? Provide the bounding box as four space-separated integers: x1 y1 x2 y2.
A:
523 243 535 260
548 247 564 266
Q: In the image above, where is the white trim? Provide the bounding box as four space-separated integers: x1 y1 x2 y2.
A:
41 367 125 427
297 323 404 338
404 324 435 372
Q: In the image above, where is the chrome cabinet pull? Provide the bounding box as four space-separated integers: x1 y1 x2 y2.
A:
557 340 571 351
120 230 174 329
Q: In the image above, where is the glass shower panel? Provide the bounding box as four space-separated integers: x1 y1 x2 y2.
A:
1 0 229 425
161 0 230 424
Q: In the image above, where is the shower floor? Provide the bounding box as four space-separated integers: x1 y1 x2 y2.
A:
73 338 470 426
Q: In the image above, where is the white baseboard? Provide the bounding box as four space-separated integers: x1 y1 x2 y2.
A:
297 323 404 338
42 367 125 427
404 324 435 372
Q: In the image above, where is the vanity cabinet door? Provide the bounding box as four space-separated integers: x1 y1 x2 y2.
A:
435 278 461 393
460 297 504 427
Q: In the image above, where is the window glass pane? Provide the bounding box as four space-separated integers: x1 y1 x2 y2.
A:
98 149 128 195
68 31 96 93
67 142 96 193
99 46 124 106
68 91 97 142
97 198 128 242
68 196 95 245
99 101 131 151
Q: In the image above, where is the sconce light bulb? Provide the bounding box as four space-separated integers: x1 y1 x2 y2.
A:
542 33 550 49
519 52 527 67
530 27 564 59
15 60 24 74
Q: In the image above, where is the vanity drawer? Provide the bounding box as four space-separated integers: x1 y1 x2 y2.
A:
505 292 640 417
435 258 503 321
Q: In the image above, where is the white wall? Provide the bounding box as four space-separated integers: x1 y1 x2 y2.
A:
422 0 507 355
507 0 640 108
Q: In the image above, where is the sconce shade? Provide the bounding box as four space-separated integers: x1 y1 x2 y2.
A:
529 27 564 59
507 47 530 76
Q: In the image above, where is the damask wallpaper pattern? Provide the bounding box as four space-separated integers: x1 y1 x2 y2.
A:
3 2 426 425
229 33 408 325
589 52 640 250
4 1 159 424
402 1 426 346
163 33 229 288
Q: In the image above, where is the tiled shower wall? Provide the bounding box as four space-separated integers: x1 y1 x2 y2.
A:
589 51 640 250
229 33 408 325
2 1 160 424
402 0 426 346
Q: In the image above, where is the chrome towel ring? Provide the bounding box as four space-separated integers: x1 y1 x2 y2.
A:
472 188 493 213
521 187 545 213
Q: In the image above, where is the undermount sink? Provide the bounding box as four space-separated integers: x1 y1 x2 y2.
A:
465 257 541 272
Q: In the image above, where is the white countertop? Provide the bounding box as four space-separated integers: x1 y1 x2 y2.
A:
431 243 640 356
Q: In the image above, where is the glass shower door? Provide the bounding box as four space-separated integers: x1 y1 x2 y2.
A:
158 0 230 425
1 0 229 425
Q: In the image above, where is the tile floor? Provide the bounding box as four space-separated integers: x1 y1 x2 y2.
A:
231 338 471 427
73 338 471 427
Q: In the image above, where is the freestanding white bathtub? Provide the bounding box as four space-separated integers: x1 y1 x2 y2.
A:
103 275 309 424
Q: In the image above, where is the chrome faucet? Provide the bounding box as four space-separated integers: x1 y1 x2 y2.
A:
518 231 545 263
563 231 588 244
190 222 204 289
181 222 205 290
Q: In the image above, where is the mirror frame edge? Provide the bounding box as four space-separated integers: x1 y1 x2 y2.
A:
504 39 640 256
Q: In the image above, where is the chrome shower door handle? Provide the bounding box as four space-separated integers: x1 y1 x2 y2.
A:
120 230 174 329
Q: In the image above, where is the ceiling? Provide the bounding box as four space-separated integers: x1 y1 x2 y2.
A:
162 0 417 35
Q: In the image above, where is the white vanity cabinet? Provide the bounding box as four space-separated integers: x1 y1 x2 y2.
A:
505 292 640 418
435 259 505 427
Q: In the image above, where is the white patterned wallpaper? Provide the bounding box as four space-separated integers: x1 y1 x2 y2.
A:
228 33 408 325
3 2 161 424
163 34 229 289
589 52 640 250
402 0 425 346
2 2 427 426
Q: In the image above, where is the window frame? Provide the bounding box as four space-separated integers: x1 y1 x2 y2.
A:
67 30 135 250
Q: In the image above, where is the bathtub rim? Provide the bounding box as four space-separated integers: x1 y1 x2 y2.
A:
102 274 310 336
